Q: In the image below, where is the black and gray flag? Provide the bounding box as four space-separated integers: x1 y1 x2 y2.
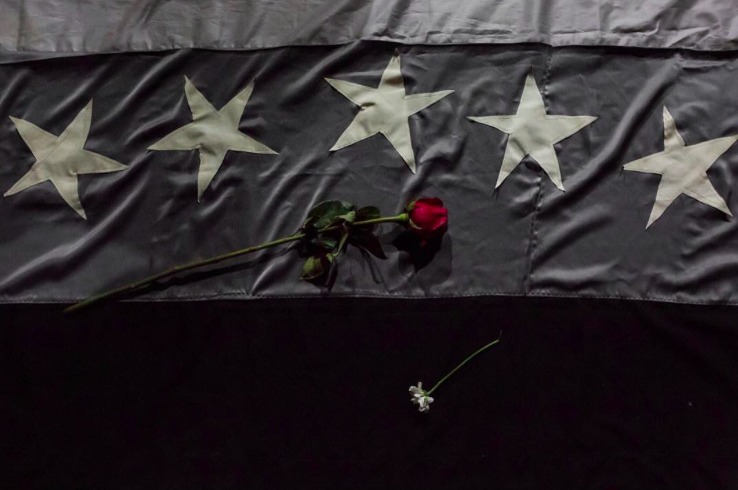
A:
3 1 738 488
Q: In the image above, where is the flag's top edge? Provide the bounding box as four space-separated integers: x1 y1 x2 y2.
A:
2 0 738 55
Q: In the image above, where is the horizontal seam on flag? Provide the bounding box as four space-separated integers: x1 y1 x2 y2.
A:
7 290 738 306
3 36 738 59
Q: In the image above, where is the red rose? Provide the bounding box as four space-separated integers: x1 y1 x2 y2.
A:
406 197 448 240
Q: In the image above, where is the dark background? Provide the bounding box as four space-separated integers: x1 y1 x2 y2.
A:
3 297 738 488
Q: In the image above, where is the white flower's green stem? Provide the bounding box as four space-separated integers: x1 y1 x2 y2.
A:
426 332 502 395
64 213 409 313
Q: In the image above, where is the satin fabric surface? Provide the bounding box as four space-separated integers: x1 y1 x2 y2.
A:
1 44 738 303
2 0 738 54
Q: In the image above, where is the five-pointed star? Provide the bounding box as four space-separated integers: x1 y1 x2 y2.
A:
623 107 737 228
4 100 127 219
468 74 597 191
325 53 453 173
150 77 277 200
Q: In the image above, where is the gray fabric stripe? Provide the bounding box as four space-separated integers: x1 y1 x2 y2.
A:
1 0 738 54
2 43 738 305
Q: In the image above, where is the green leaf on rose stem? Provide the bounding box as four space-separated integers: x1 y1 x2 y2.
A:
350 229 387 259
318 237 338 251
356 206 381 223
301 253 334 280
331 227 350 258
304 200 356 231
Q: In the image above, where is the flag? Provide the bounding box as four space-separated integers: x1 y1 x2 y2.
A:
3 1 738 488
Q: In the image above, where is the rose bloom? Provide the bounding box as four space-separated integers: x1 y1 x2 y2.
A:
406 197 448 240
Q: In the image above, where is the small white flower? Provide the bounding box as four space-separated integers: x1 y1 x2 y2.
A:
409 382 434 413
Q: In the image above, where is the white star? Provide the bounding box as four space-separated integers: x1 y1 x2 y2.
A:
3 100 127 219
325 53 453 173
469 74 597 191
624 107 737 228
150 77 277 201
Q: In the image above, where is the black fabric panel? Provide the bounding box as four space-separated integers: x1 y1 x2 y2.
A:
3 297 738 488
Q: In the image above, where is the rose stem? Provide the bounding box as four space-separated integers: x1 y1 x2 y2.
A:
64 213 409 313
